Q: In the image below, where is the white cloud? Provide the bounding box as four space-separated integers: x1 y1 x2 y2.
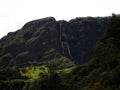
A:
0 0 120 38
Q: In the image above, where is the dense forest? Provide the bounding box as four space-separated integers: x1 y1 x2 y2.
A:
0 15 120 90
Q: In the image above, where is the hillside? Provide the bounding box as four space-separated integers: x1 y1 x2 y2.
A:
66 15 120 90
0 16 116 90
0 17 108 68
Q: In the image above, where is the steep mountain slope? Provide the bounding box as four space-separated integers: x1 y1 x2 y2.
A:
0 16 111 90
0 17 108 68
67 15 120 90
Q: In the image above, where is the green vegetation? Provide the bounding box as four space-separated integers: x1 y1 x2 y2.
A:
0 16 108 67
56 66 76 74
20 66 50 80
65 15 120 90
0 15 120 90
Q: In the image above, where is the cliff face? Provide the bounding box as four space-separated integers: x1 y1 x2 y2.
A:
2 16 120 90
68 15 120 90
0 17 108 68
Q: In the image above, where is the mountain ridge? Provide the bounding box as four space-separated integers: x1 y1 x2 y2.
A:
1 15 120 90
0 17 108 68
0 16 109 68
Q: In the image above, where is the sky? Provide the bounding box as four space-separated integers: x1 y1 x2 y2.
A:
0 0 120 38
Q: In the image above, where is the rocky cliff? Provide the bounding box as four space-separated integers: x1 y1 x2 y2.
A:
0 17 108 68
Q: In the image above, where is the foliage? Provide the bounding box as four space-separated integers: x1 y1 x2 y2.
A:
1 16 120 90
20 66 50 80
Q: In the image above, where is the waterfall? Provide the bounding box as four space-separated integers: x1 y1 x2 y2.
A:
64 42 73 59
59 23 62 41
59 22 73 59
59 23 65 55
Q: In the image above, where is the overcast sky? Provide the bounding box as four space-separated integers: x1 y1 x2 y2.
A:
0 0 120 38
